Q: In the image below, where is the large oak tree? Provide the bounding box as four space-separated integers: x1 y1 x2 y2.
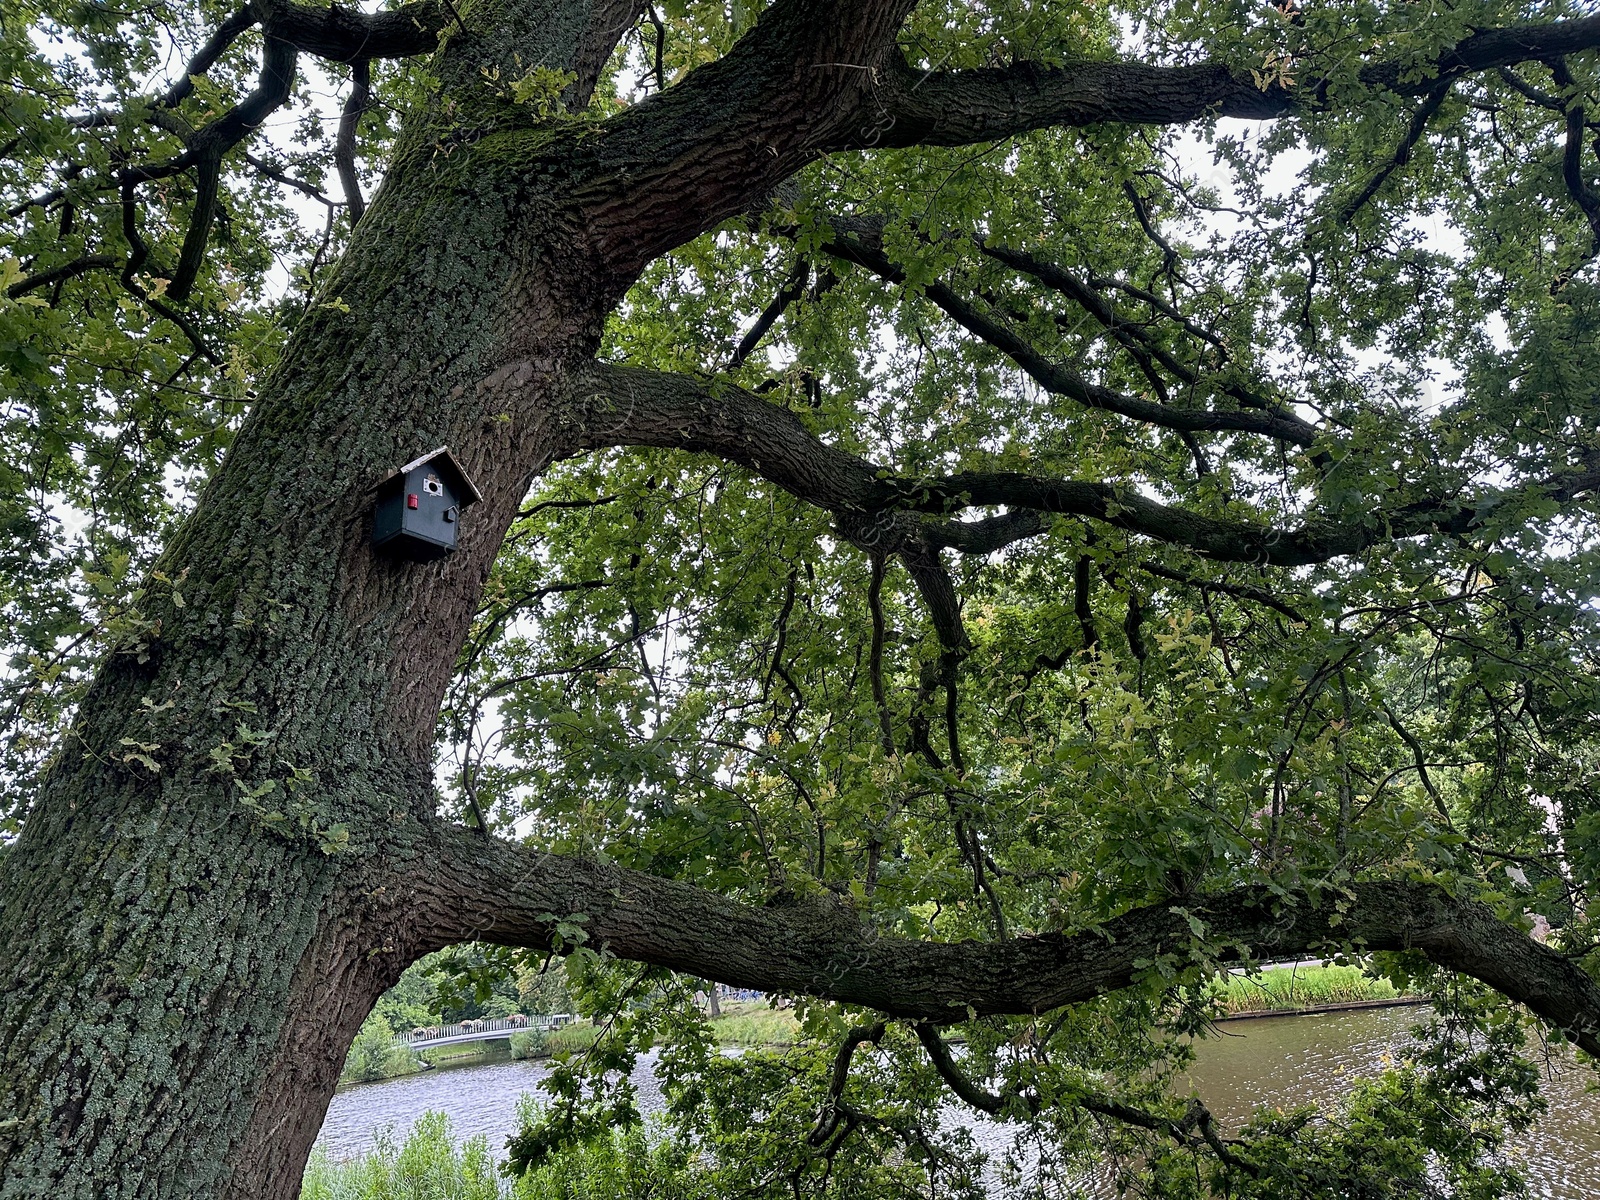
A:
7 0 1600 1195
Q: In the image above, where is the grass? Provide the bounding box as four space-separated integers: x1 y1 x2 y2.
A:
708 1003 799 1046
303 1112 696 1200
546 1023 601 1055
422 1042 504 1065
1211 963 1411 1016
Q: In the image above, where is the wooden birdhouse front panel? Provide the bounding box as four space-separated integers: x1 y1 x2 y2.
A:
372 447 481 562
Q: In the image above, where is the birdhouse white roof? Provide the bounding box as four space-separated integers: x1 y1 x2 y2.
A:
391 446 483 506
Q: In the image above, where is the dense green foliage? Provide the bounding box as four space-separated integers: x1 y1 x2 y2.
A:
10 0 1600 1194
342 1018 424 1086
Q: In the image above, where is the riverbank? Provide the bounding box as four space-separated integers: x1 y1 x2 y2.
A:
707 1002 800 1045
341 974 1413 1089
1211 963 1418 1017
339 1003 800 1088
309 1006 1600 1200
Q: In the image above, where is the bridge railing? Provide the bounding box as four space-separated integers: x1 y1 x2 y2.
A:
392 1013 577 1047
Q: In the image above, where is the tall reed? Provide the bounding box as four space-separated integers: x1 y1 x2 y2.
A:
1212 964 1405 1016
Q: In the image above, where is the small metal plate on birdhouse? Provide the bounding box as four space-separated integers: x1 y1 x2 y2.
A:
372 446 482 562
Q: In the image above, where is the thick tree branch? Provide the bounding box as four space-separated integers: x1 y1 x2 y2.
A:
22 0 439 302
573 7 1600 294
133 35 298 300
168 153 225 302
334 59 373 225
863 16 1600 147
835 510 968 650
6 255 117 298
1497 65 1564 111
1552 59 1600 246
644 4 667 92
867 57 1293 144
924 510 1048 555
911 1022 1014 1114
258 0 451 61
122 34 298 186
729 257 809 370
809 1020 886 1148
422 824 1600 1056
559 362 1600 567
578 0 917 278
157 5 258 108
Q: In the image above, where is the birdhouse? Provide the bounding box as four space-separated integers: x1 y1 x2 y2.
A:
372 447 482 562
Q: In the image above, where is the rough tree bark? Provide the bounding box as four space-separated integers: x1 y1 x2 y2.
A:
6 2 1600 1198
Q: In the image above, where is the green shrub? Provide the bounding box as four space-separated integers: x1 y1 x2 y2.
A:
512 1127 696 1200
510 1028 549 1060
302 1115 697 1200
340 1013 422 1084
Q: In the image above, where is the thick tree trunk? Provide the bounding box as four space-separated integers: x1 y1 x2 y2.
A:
0 6 640 1193
0 790 412 1198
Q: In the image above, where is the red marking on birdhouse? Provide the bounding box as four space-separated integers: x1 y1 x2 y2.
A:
407 494 419 509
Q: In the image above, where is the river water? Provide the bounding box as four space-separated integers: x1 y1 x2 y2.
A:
1184 1008 1600 1199
313 1007 1600 1197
